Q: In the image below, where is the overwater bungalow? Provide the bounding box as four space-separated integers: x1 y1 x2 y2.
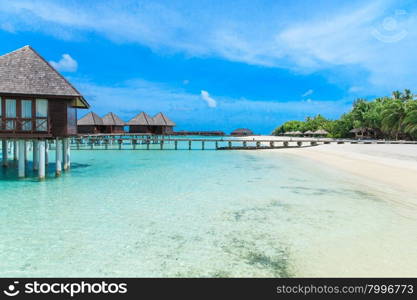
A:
127 112 155 134
231 128 254 136
0 45 89 178
128 112 175 134
77 112 104 134
152 112 175 134
102 112 125 134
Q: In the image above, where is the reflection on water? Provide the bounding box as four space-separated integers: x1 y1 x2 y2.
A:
0 149 416 277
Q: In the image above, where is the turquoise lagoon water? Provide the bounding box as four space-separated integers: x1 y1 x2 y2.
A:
0 145 417 277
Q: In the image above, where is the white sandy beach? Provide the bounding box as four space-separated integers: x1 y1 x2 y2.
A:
243 136 417 205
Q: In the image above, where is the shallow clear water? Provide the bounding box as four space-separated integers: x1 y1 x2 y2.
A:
0 147 416 277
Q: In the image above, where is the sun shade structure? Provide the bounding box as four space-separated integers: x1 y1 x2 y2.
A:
313 129 329 136
0 45 89 138
101 112 125 133
304 130 314 136
77 112 104 134
230 128 254 136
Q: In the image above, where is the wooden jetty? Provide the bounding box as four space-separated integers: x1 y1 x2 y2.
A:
69 135 417 151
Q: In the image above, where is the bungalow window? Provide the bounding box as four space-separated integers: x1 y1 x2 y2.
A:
35 99 48 131
5 99 16 130
21 99 32 131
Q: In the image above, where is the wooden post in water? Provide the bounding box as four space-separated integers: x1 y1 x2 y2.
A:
174 140 178 150
63 138 70 170
13 140 18 160
228 141 232 149
45 140 49 166
202 141 205 150
160 140 164 150
2 140 8 167
33 140 39 170
243 141 247 148
147 140 150 150
215 141 218 149
118 139 122 150
189 141 192 150
38 140 46 180
18 140 25 178
55 138 62 176
132 139 137 150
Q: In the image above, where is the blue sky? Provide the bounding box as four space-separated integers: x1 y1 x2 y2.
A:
1 0 417 133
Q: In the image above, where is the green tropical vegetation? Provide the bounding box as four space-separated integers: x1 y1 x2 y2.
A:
272 89 417 140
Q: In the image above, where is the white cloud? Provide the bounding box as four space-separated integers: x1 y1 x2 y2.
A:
302 89 314 97
49 54 78 72
2 0 416 94
200 90 217 108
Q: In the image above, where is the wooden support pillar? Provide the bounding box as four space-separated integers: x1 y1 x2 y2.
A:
45 141 49 166
118 139 122 150
33 140 39 170
215 141 218 149
202 141 205 150
2 140 8 167
243 141 247 148
38 140 46 180
146 140 150 150
76 140 80 150
132 139 137 150
189 141 192 150
63 138 70 170
66 138 71 169
160 140 164 150
56 138 62 176
270 141 274 148
174 140 178 150
256 141 261 148
24 142 28 164
13 140 18 160
228 141 232 149
18 140 25 178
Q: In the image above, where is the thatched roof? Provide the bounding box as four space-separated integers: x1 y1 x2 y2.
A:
127 112 155 126
291 131 303 135
313 129 329 135
153 112 176 126
231 128 253 134
0 46 89 108
78 112 103 126
102 112 125 126
304 130 314 134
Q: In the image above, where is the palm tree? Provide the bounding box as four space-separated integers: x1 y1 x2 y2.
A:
402 89 414 101
404 102 417 136
392 90 402 100
381 100 407 140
